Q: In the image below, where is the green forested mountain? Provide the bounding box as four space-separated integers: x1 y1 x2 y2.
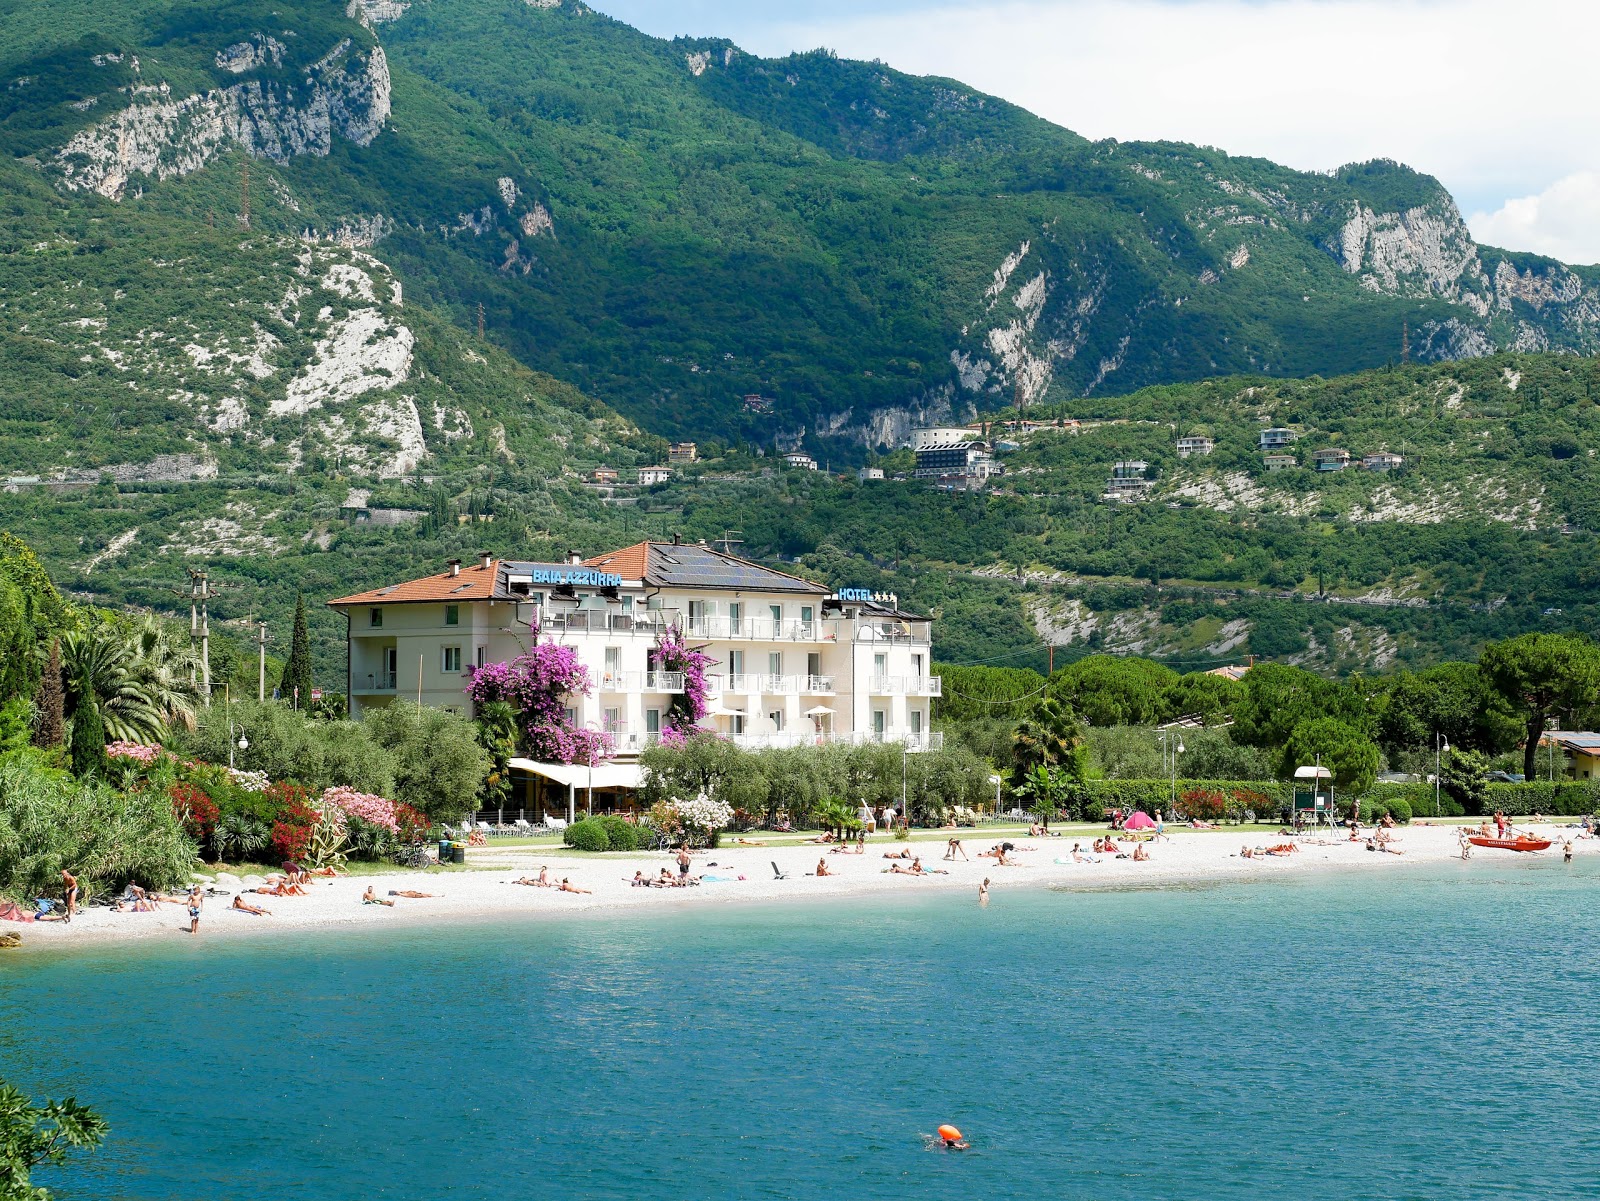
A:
2 0 1600 683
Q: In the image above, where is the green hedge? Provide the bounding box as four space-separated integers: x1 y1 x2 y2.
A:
1482 781 1600 817
563 819 610 852
1083 780 1290 820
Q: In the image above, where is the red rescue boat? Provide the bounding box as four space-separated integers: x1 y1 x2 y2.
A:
1467 835 1552 852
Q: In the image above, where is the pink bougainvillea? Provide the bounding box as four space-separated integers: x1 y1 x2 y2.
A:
321 786 400 833
106 741 163 764
466 631 614 764
654 624 714 744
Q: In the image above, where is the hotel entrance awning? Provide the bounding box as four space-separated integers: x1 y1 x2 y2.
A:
508 759 645 822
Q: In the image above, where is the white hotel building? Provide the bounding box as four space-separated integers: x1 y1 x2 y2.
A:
328 540 942 807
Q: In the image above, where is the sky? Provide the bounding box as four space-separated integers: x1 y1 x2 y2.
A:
594 0 1600 265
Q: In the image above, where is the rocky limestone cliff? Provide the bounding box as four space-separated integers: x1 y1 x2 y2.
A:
55 38 391 201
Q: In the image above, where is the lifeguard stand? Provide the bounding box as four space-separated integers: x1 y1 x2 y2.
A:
1291 765 1336 833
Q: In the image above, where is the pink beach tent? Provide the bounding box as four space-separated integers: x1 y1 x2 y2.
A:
1122 811 1157 831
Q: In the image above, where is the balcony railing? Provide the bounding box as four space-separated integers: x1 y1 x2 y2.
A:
599 671 685 693
867 675 943 696
685 618 841 643
540 611 669 635
724 731 944 752
854 621 932 644
714 673 834 694
356 672 397 693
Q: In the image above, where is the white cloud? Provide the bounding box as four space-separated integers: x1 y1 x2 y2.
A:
1469 173 1600 266
729 0 1600 261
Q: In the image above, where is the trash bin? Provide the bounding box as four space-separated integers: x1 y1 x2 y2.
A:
451 845 466 865
438 839 452 862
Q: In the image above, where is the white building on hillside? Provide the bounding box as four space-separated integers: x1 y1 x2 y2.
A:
329 541 942 812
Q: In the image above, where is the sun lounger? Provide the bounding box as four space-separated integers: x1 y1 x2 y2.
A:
771 861 789 880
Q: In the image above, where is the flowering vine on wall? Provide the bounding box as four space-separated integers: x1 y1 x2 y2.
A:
654 623 714 746
466 629 614 764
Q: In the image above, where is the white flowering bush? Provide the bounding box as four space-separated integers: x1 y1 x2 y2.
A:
647 793 734 847
227 767 270 793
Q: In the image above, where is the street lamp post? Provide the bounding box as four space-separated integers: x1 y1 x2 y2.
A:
1434 733 1449 817
1159 729 1185 810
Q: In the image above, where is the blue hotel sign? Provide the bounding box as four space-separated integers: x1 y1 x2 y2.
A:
837 588 873 602
528 567 623 588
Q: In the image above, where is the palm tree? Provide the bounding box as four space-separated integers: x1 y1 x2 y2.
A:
124 616 202 733
1011 695 1081 782
61 627 165 744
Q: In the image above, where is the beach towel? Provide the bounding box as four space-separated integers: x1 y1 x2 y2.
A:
0 901 35 923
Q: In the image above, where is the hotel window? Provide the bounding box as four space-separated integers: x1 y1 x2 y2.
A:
369 607 383 629
645 709 661 735
564 706 578 726
688 600 706 624
801 605 813 623
769 709 785 732
475 646 487 669
768 652 782 678
604 647 621 682
769 604 783 633
445 604 460 627
910 710 924 735
604 707 621 732
441 646 462 673
730 714 746 735
872 710 886 737
729 602 742 629
729 650 744 681
621 595 634 614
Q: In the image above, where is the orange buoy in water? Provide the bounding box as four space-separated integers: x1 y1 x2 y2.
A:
937 1125 962 1143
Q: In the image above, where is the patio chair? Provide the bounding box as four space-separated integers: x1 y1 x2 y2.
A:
513 818 533 836
771 861 789 880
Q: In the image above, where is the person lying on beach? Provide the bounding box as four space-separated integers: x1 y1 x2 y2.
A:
808 831 836 844
1264 844 1298 856
362 886 395 907
630 871 652 887
388 890 437 899
883 849 913 859
1365 838 1405 855
888 860 925 875
558 879 592 894
656 868 677 887
1239 846 1255 858
232 895 270 915
306 865 340 878
1189 820 1216 830
830 842 862 855
1132 843 1150 862
945 838 968 861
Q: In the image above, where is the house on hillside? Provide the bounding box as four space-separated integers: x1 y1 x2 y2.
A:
858 466 885 482
1106 460 1155 499
668 442 698 464
638 466 672 486
783 452 818 471
1363 451 1404 472
1176 435 1214 458
1312 448 1350 472
590 468 619 485
912 427 996 485
1263 454 1297 472
1259 427 1296 450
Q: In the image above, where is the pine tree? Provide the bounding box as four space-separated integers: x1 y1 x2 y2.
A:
69 699 104 777
278 593 314 708
34 637 64 749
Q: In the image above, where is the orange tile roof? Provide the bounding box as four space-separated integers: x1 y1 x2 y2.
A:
327 560 501 607
583 542 650 580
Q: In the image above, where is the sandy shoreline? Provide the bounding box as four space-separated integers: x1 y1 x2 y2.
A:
13 820 1590 951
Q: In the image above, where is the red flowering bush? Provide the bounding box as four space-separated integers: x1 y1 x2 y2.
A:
394 802 431 843
267 784 317 863
169 782 219 846
1180 788 1227 821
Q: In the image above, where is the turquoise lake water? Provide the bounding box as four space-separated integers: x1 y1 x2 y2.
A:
6 859 1600 1199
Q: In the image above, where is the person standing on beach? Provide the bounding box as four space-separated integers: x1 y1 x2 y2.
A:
60 869 78 918
677 844 692 884
186 884 203 934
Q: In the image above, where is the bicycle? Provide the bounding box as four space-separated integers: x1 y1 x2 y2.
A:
393 842 433 869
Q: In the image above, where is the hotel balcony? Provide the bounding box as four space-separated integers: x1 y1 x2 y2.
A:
354 671 398 694
599 671 685 693
854 620 932 644
867 675 943 696
684 617 842 643
725 731 945 752
714 673 836 695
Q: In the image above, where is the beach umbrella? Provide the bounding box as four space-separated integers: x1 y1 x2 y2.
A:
1123 811 1156 831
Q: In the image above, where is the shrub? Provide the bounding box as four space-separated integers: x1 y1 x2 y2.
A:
1180 788 1227 821
0 759 195 898
597 814 640 852
168 782 218 848
564 819 610 852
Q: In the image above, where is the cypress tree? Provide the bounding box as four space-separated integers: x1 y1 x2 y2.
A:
278 593 313 708
34 637 64 749
69 699 104 777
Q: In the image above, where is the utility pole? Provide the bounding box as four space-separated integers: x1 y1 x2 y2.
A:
257 621 269 702
174 569 226 701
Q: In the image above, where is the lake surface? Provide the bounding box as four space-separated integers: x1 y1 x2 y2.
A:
6 859 1600 1200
